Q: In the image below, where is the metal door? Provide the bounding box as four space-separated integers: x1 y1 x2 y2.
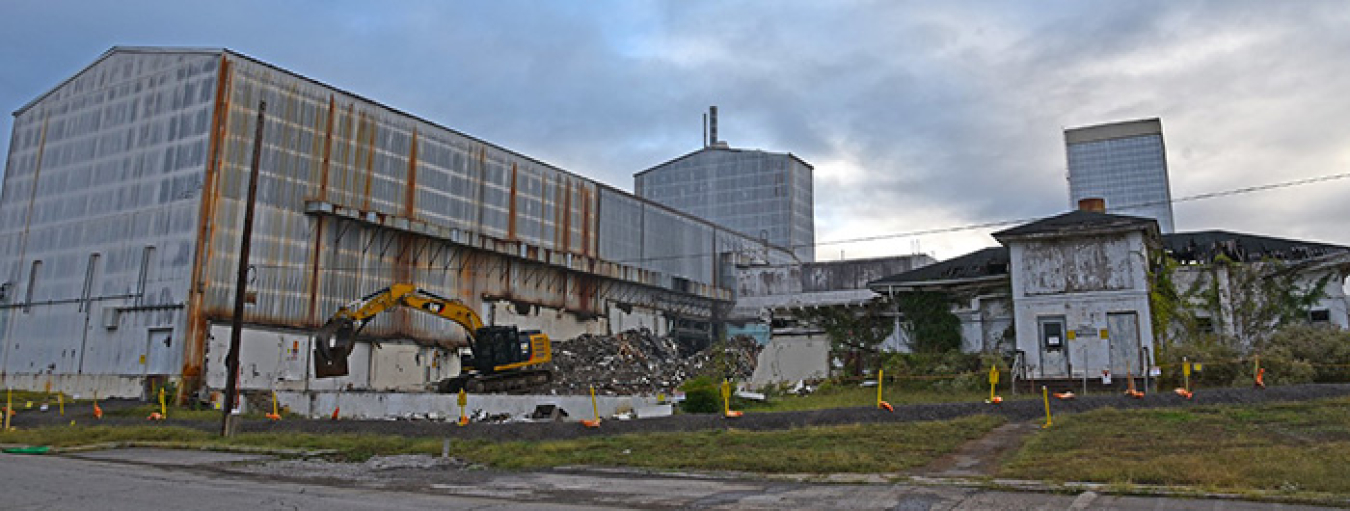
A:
1107 312 1141 375
1037 316 1069 378
145 328 180 375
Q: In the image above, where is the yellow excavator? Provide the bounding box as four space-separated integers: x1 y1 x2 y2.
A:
312 283 552 393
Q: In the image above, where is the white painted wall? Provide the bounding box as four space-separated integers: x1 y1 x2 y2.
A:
1010 231 1154 379
750 333 829 386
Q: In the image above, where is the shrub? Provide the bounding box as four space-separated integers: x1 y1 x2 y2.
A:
678 376 721 414
1157 334 1243 388
1262 324 1350 383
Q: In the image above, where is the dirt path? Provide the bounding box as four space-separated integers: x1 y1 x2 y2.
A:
911 420 1042 478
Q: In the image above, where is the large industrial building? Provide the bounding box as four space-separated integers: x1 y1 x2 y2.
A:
0 47 797 401
1065 118 1176 233
635 108 815 262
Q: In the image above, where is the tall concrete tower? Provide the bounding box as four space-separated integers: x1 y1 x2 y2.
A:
1065 118 1175 233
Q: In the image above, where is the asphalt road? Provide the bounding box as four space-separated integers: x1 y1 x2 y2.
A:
0 448 1332 510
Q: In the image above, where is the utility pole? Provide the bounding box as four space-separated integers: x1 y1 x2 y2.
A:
221 101 266 437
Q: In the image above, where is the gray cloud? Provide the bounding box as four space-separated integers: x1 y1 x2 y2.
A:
3 1 1348 261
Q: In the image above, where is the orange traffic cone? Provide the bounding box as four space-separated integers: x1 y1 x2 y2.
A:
581 419 601 428
878 401 895 412
330 407 340 420
1174 388 1193 400
1053 391 1076 400
93 402 103 420
265 412 281 421
147 412 164 420
1254 368 1266 389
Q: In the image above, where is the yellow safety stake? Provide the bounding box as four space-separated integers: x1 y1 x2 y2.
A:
58 393 65 416
722 379 742 418
1041 386 1052 429
986 365 1002 404
581 385 601 428
1182 356 1191 391
159 386 167 418
265 391 282 420
4 388 12 431
877 369 893 411
456 388 469 426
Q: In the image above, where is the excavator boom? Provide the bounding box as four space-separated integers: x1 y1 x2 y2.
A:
311 284 551 393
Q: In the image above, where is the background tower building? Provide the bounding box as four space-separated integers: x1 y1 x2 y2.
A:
1065 118 1176 233
635 107 815 262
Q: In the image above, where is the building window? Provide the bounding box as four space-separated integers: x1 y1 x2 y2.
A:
24 260 41 313
80 253 101 312
1038 316 1066 352
1310 309 1331 324
1196 316 1215 334
136 246 155 305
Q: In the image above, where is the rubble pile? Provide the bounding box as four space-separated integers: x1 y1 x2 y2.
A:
540 329 762 395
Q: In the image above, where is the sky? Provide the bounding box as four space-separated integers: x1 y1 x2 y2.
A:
2 1 1349 262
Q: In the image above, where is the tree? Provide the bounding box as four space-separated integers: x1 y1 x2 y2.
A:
894 291 962 354
794 300 895 377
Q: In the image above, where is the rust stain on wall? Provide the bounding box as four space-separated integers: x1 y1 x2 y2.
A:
182 56 233 392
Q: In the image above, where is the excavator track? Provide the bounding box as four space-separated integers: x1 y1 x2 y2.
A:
437 369 552 395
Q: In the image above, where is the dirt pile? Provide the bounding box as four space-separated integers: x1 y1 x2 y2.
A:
539 329 762 396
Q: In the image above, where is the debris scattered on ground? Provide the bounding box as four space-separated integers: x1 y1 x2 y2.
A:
539 329 762 396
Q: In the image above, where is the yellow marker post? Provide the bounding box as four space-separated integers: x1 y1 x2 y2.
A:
266 391 282 420
158 386 167 419
987 366 1001 404
721 379 743 418
721 379 731 415
581 385 601 428
58 393 64 416
1041 386 1052 428
456 388 468 426
1182 356 1192 392
4 388 12 431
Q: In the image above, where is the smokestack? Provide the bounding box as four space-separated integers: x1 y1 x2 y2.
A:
703 112 708 148
709 106 718 146
1078 197 1106 213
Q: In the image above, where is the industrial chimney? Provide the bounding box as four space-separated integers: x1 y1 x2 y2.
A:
1078 197 1106 213
709 106 719 147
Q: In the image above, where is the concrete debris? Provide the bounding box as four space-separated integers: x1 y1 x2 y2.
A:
540 329 762 396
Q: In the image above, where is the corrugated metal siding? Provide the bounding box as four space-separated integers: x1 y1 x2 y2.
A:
193 55 747 345
0 50 218 378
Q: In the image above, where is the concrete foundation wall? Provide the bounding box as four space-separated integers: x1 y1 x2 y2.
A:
750 333 829 386
278 390 662 421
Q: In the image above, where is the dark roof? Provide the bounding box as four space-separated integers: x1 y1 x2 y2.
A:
633 146 814 178
867 247 1009 290
992 210 1159 240
1163 230 1350 264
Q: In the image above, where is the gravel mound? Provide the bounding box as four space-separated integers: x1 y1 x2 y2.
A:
538 330 761 396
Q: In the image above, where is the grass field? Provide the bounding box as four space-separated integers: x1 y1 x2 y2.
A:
1001 396 1350 495
738 383 1031 412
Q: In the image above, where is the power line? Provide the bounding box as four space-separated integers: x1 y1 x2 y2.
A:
247 169 1350 273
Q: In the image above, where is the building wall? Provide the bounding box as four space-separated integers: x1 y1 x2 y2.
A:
1066 119 1175 233
636 148 814 261
0 49 219 396
1010 231 1155 379
0 47 793 397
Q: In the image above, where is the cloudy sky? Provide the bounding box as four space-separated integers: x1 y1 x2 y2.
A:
2 1 1348 261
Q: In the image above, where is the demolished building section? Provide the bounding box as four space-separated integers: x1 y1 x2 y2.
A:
541 329 761 396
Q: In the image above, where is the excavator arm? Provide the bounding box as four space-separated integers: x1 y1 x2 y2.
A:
313 284 484 378
312 283 551 392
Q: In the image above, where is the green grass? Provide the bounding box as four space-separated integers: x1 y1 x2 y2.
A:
452 414 1005 473
1001 397 1350 494
740 384 1031 413
2 414 1006 473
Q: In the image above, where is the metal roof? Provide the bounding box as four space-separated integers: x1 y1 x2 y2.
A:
1162 230 1350 263
992 210 1159 240
633 146 814 178
867 247 1009 290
